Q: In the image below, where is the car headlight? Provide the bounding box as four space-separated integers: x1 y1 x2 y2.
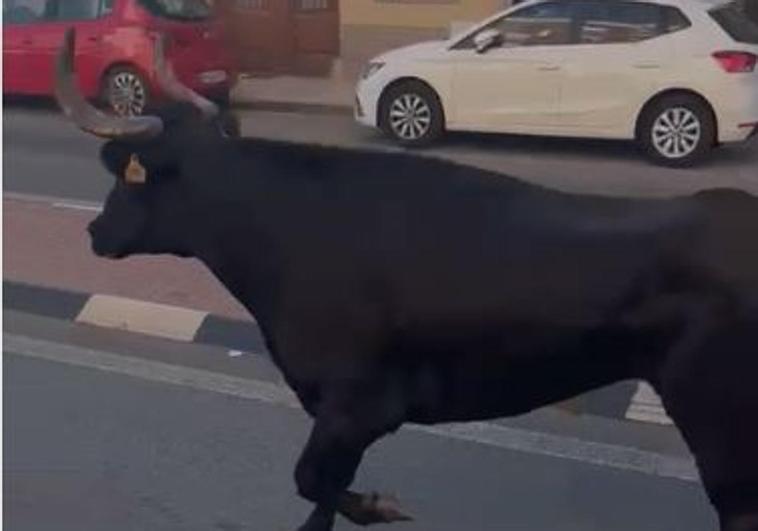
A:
361 62 385 80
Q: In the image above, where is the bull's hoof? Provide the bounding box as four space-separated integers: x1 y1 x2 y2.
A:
338 491 414 526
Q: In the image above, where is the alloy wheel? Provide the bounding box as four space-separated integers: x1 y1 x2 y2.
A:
651 107 702 160
108 71 147 117
388 94 432 141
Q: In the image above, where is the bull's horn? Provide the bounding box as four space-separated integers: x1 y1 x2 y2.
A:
154 33 219 120
55 28 163 139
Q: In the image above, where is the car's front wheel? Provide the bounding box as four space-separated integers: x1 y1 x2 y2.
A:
103 67 149 117
638 94 715 168
380 81 444 147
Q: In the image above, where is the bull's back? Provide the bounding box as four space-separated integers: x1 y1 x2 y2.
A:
377 188 696 328
693 189 758 303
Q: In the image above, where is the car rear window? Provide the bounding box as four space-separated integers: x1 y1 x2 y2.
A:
138 0 212 21
709 0 758 44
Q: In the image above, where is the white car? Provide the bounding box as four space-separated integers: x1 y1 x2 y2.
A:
355 0 758 167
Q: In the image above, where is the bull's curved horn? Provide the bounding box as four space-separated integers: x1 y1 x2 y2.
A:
154 34 219 120
55 28 163 139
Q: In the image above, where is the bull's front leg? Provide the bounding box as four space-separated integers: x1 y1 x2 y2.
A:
294 383 410 531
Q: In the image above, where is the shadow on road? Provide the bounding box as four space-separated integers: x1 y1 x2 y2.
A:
433 130 755 169
4 95 60 113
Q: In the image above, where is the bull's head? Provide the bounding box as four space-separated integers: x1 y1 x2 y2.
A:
55 28 238 259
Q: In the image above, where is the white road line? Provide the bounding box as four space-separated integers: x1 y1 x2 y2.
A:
626 382 673 426
5 191 103 211
52 202 103 213
4 333 700 484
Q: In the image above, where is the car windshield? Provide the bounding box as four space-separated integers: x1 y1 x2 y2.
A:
709 0 758 44
138 0 211 21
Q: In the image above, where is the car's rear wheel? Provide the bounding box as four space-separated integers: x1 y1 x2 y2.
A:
638 94 715 168
103 67 149 117
380 81 444 147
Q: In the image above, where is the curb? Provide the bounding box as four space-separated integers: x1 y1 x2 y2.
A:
3 280 673 426
231 99 353 116
4 94 354 118
3 281 267 355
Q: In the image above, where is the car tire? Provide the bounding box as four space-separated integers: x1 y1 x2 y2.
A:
103 67 150 117
380 81 444 147
637 94 715 168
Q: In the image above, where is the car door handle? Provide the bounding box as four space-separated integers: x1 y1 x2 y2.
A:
538 65 561 71
634 63 661 69
21 38 34 46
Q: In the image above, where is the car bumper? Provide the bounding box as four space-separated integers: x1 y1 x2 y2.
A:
354 79 380 128
719 120 758 143
709 76 758 143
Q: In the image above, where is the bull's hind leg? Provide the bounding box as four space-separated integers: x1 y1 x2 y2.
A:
655 314 758 531
721 511 758 531
294 380 410 531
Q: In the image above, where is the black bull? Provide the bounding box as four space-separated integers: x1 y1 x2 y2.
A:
58 29 758 531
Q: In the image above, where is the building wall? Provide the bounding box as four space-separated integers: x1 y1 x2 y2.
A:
342 0 505 29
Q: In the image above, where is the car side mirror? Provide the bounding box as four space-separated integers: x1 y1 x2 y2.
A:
474 28 503 54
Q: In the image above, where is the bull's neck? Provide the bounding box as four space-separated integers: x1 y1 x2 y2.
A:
192 201 285 333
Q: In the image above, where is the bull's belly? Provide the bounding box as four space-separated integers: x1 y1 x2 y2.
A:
406 375 605 424
399 325 640 424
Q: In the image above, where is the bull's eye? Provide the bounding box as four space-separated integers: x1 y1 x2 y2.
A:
124 154 147 184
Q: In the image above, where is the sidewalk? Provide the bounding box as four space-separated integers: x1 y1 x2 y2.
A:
230 65 355 114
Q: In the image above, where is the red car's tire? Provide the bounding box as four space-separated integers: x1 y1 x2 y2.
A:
102 66 150 117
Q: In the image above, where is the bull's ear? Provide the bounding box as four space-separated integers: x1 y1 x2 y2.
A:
124 154 147 184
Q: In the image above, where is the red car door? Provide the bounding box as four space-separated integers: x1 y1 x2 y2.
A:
2 0 47 93
23 0 116 98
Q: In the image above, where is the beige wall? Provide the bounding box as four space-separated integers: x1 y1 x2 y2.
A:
342 0 506 30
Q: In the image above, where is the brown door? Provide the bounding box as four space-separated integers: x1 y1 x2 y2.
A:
216 0 339 76
292 0 340 75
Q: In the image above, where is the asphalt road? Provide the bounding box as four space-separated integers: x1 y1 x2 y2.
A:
4 103 758 206
5 311 718 531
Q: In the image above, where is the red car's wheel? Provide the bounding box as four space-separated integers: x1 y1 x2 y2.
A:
103 67 149 117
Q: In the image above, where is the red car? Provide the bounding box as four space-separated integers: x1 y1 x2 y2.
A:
3 0 235 115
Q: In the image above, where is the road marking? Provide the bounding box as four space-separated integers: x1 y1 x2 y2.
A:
5 191 103 211
77 295 208 343
52 202 103 213
626 382 673 425
228 350 245 358
4 333 699 484
6 333 299 407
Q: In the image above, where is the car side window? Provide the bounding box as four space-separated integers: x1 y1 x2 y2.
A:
101 0 115 15
454 2 575 49
663 6 691 33
3 0 46 24
576 1 664 44
44 0 107 20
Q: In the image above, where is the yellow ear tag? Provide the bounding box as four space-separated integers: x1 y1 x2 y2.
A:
124 154 147 184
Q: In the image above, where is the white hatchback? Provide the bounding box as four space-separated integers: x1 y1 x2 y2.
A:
355 0 758 167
